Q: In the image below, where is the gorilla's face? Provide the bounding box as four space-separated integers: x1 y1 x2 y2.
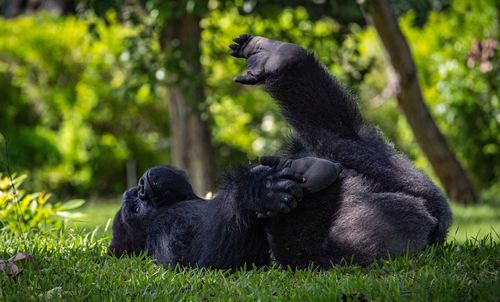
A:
109 166 198 257
119 166 197 226
109 187 153 257
120 187 155 226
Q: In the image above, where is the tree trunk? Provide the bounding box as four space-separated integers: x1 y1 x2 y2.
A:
160 13 215 195
359 0 477 203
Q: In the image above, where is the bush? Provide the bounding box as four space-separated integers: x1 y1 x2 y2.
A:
0 173 84 233
0 14 169 197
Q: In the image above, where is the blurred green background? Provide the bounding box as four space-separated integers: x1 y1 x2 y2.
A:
0 0 498 206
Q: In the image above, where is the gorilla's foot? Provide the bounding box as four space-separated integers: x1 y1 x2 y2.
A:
230 34 307 85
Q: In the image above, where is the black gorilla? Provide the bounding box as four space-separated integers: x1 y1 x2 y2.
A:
109 157 342 268
230 34 451 267
109 34 451 269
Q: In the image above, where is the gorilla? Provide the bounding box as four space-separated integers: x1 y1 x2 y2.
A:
109 34 451 269
109 157 343 268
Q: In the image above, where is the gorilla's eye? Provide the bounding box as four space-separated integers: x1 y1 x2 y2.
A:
133 204 140 213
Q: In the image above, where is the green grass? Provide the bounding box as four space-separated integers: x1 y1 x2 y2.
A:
1 202 499 301
71 201 120 230
449 203 500 242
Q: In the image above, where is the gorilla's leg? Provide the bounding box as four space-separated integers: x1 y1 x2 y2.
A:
266 173 438 268
231 35 451 245
323 192 437 266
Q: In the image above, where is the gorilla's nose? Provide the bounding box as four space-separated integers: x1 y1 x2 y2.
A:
138 166 173 203
138 177 147 200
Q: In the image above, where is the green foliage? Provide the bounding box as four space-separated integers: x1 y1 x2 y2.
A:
400 0 500 191
0 174 84 233
0 0 498 200
327 0 500 196
0 14 169 196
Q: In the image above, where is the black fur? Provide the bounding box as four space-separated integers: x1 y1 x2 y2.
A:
231 34 451 267
109 35 452 269
109 164 310 269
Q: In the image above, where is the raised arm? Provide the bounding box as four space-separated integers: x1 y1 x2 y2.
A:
230 34 363 140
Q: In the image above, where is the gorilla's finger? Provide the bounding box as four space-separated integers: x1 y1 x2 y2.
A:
288 182 304 201
266 180 304 201
229 44 245 58
234 74 261 85
275 193 294 213
278 168 304 182
233 34 252 44
230 50 243 58
281 180 304 201
259 156 282 168
280 194 292 206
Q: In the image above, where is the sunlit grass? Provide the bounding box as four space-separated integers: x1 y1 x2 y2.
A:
450 203 500 243
1 229 498 300
71 201 120 230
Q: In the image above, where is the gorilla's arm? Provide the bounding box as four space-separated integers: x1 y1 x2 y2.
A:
230 34 362 139
192 167 305 268
110 156 346 269
125 165 304 269
230 36 403 190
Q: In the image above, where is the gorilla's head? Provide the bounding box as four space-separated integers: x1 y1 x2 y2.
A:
137 166 197 207
108 165 197 256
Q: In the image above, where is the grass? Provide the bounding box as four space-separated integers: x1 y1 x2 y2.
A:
1 201 499 301
70 201 120 230
450 203 500 242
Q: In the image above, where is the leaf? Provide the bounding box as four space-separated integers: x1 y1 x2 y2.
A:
0 260 21 277
9 251 33 263
58 199 85 211
56 211 83 219
0 252 34 277
44 287 62 299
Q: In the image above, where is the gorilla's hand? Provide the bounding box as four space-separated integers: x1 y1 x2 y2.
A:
248 166 304 219
229 34 307 85
260 156 342 193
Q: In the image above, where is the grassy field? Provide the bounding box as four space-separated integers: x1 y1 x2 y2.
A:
1 201 499 301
